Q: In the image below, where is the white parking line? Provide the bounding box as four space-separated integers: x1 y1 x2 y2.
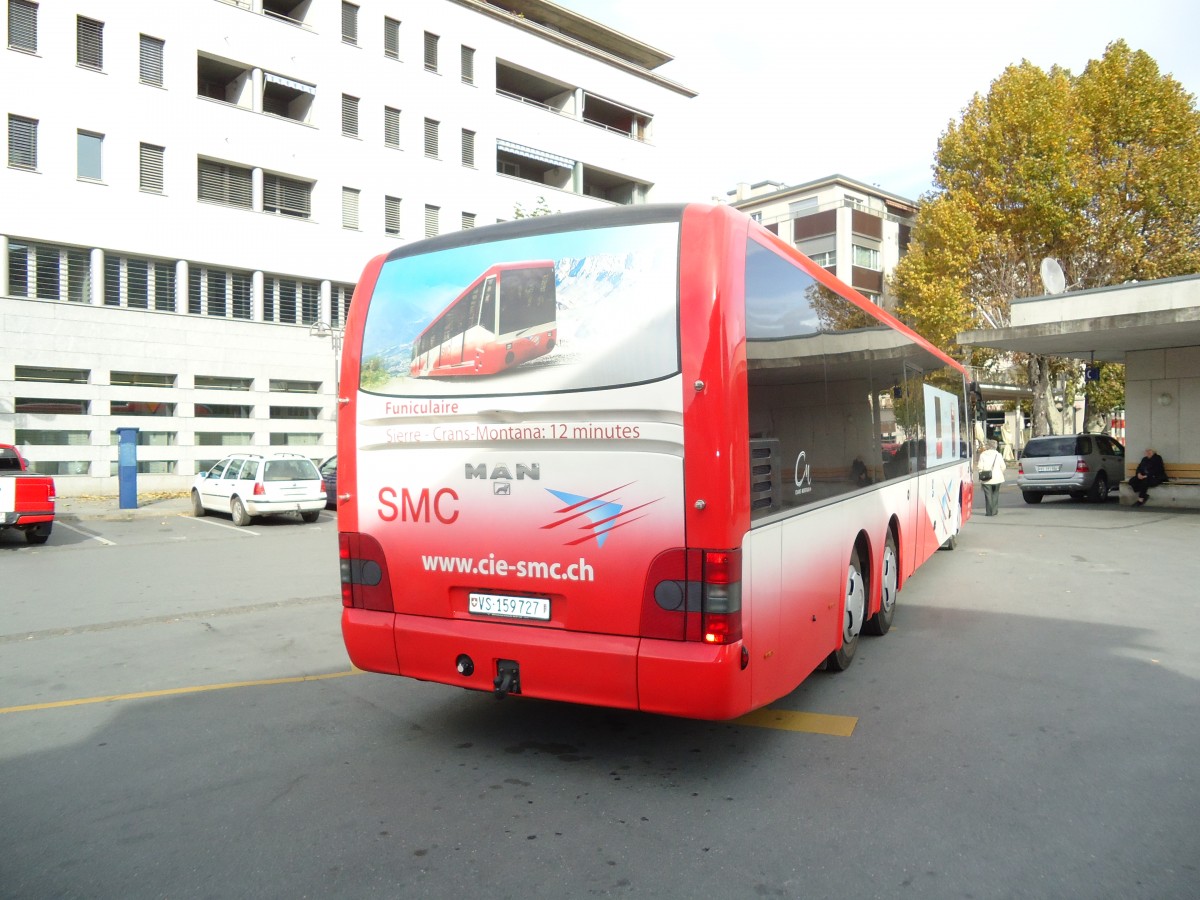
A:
182 514 260 536
55 520 116 546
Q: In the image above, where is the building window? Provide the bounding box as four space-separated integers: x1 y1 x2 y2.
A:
852 244 881 270
461 45 475 84
788 198 818 217
342 187 359 229
270 406 321 420
111 400 176 417
16 429 91 446
809 250 836 268
188 267 253 319
341 93 359 137
139 34 164 86
384 106 400 148
197 159 252 209
461 129 475 167
77 130 103 181
270 379 321 393
424 204 439 238
270 432 321 446
8 0 37 53
195 375 253 391
15 365 89 384
16 397 90 415
6 241 90 302
383 16 399 59
194 403 252 418
139 143 164 193
196 432 253 447
263 277 319 325
423 118 438 158
331 283 353 327
76 15 103 70
423 31 438 72
384 196 401 235
263 173 312 219
461 212 475 230
104 255 175 311
110 371 176 388
8 114 36 168
340 1 357 45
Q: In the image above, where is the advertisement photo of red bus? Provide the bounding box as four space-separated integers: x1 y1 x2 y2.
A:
338 204 978 721
409 260 556 378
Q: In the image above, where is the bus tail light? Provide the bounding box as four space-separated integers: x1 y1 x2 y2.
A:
339 531 394 612
641 548 742 644
700 550 742 644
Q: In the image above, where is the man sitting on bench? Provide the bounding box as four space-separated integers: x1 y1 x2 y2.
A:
1128 447 1168 506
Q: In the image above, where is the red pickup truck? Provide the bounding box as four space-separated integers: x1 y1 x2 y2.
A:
1 444 56 544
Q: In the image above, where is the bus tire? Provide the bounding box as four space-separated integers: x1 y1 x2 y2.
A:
827 546 865 671
865 532 898 636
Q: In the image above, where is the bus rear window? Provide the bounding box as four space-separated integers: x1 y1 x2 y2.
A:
358 222 681 396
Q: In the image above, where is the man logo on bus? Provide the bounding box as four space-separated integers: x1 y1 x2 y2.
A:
541 484 660 548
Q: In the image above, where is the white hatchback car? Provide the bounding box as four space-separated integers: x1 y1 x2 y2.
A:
191 452 326 526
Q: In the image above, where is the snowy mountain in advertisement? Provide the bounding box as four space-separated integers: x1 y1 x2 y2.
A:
552 253 659 347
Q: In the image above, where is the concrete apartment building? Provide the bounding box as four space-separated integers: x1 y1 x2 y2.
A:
728 175 917 310
1 0 693 495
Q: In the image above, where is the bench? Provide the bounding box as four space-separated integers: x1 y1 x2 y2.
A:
1119 462 1200 508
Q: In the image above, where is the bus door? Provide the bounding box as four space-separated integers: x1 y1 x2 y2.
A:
902 364 930 569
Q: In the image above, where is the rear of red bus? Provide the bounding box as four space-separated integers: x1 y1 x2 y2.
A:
337 204 754 719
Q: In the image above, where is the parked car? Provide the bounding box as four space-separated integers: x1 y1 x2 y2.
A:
191 452 325 525
0 444 56 544
1016 433 1125 503
319 455 337 509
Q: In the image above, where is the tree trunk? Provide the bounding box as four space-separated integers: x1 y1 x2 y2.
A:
1028 355 1055 436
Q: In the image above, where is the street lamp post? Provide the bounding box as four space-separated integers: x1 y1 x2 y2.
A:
308 320 344 415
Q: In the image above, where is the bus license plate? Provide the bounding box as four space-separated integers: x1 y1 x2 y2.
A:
468 593 550 621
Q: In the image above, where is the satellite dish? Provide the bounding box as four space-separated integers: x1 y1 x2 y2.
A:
1040 258 1067 295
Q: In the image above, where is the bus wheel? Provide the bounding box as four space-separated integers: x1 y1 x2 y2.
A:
827 546 865 671
865 532 897 636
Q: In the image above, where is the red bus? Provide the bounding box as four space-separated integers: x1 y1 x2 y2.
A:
409 260 556 378
339 204 978 720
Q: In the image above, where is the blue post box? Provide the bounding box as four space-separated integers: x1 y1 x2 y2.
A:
116 427 139 509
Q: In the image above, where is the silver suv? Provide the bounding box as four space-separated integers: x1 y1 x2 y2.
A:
191 452 326 525
1016 433 1125 504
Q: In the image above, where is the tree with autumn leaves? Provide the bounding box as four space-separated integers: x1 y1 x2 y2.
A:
892 40 1200 435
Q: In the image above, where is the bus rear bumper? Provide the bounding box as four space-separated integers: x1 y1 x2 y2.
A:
636 639 751 720
342 610 754 719
342 608 400 674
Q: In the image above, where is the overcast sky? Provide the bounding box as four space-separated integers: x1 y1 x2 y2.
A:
555 0 1200 203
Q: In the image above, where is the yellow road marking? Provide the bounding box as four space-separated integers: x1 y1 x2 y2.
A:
0 669 362 716
734 707 857 737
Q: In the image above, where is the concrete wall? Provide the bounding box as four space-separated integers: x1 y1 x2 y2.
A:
1124 346 1200 469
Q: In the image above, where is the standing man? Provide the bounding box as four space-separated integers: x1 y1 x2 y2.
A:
978 439 1007 517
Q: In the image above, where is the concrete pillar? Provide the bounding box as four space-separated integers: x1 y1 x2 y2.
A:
90 248 104 305
253 270 265 321
252 167 264 212
321 280 332 327
0 236 8 296
573 87 584 120
573 161 583 195
252 68 263 113
176 259 189 313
